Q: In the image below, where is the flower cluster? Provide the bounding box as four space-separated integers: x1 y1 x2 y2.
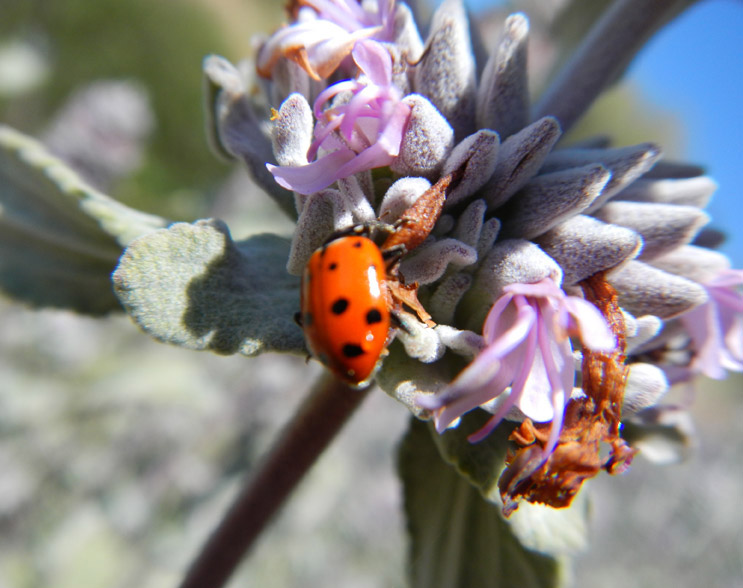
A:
206 0 743 513
256 0 396 80
267 39 411 195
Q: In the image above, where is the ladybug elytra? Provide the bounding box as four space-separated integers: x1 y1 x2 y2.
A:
300 233 392 386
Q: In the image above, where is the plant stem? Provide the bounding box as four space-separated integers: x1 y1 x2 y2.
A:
533 0 693 133
178 372 371 588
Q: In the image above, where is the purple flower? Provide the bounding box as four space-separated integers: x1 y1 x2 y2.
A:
304 0 395 36
420 277 616 455
680 268 743 379
256 0 395 80
267 40 411 195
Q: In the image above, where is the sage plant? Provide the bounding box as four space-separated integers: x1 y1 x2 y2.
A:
0 0 740 586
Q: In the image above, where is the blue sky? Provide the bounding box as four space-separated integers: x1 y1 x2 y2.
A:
628 0 743 267
464 0 743 267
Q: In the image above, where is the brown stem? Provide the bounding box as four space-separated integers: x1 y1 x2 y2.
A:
179 372 371 588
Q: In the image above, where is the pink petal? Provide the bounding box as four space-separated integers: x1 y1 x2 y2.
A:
339 84 383 139
313 79 360 118
433 353 520 433
722 310 743 362
536 316 571 456
682 302 727 379
563 296 617 352
424 298 538 433
505 277 564 299
484 296 537 358
257 20 351 77
468 325 539 443
375 101 410 155
709 284 743 312
352 39 393 86
329 141 394 178
517 344 554 422
305 0 369 29
482 292 515 341
308 120 341 161
707 269 743 289
267 148 356 194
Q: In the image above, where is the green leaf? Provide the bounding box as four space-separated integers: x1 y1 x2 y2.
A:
432 411 590 557
0 125 167 313
202 55 297 220
399 417 564 588
622 408 695 465
113 218 305 356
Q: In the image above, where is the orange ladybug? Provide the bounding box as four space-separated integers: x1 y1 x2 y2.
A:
298 172 456 387
300 233 392 386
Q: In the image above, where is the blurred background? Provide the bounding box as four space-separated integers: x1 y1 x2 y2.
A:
0 0 741 586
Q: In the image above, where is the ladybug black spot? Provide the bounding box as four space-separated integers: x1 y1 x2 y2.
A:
342 343 364 358
328 262 338 270
331 298 349 315
353 240 362 248
366 308 383 324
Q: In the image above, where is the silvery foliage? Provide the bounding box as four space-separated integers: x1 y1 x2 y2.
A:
0 0 736 582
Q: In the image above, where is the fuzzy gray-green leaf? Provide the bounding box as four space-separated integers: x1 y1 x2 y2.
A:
499 164 611 240
399 417 563 588
391 94 455 178
113 219 304 356
649 244 730 283
431 411 590 558
614 176 717 208
443 130 500 208
415 0 476 141
203 55 296 219
377 340 456 417
609 259 708 319
534 214 641 286
484 117 562 210
0 125 167 313
476 12 529 139
594 201 709 260
542 143 662 212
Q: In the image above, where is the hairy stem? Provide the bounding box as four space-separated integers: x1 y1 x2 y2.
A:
534 0 695 133
179 372 370 588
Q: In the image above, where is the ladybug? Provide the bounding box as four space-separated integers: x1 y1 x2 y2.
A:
299 232 392 386
297 172 458 387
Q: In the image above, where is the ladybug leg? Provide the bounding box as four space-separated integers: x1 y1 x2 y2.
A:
365 215 397 234
293 311 303 327
381 243 407 264
321 224 366 246
322 220 398 247
387 280 436 327
390 310 413 335
391 216 414 230
368 219 396 235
